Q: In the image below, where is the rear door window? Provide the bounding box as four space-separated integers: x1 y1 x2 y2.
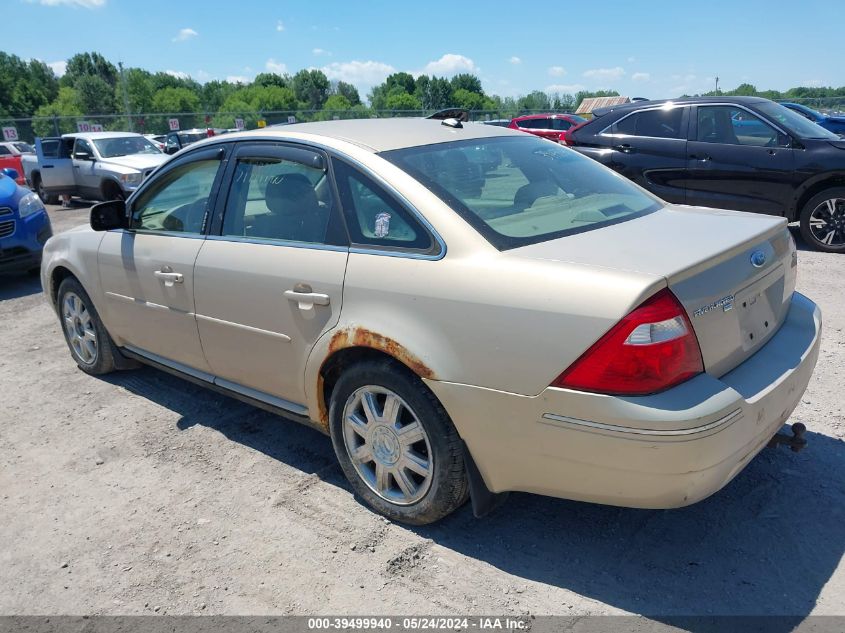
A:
615 108 685 139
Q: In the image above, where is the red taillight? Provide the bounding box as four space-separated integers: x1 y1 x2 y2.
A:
552 288 704 396
560 130 575 145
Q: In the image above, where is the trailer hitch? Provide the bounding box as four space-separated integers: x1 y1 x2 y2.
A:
768 422 807 453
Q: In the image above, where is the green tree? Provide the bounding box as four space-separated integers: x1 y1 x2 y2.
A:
385 92 421 111
333 81 360 106
451 88 487 110
518 91 551 111
450 73 483 95
415 75 453 110
74 75 116 114
63 52 118 88
201 80 238 113
121 67 154 114
0 53 59 117
33 87 84 136
151 87 201 113
291 69 330 110
253 72 289 89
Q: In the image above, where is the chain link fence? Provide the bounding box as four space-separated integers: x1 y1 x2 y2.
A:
2 98 843 144
0 109 525 144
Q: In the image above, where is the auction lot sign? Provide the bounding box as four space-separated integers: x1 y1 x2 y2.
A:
76 122 104 133
1 126 18 141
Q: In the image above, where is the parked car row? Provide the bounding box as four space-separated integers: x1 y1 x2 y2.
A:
21 132 168 204
562 97 845 253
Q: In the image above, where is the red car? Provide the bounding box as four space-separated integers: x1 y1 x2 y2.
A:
0 141 34 186
508 113 587 143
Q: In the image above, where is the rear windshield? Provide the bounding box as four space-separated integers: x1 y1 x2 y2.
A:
383 136 660 250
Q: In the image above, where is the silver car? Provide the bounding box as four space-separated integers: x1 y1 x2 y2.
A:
41 118 821 524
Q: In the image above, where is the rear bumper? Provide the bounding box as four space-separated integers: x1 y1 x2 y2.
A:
426 292 822 509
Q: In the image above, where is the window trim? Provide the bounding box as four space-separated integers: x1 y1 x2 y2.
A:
125 144 229 236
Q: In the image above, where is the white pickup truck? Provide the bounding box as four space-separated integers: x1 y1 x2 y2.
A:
21 132 168 204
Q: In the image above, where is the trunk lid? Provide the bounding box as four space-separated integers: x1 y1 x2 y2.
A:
511 205 797 377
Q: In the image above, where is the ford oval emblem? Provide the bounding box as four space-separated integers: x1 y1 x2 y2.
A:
750 250 767 268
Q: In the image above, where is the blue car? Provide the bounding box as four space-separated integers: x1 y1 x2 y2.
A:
781 102 845 136
0 167 52 274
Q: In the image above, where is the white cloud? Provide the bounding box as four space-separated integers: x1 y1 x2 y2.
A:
420 53 477 77
631 72 650 82
548 66 566 77
27 0 105 7
172 28 198 42
627 56 636 63
321 60 396 91
312 48 331 56
583 66 626 81
276 20 285 32
196 70 212 82
165 69 189 80
546 83 585 94
47 60 67 77
226 75 249 84
803 79 825 87
265 58 287 74
509 56 521 65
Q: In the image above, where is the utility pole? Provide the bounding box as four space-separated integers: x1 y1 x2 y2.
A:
715 76 720 94
119 62 133 131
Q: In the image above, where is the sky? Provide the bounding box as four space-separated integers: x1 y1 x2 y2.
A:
6 0 844 101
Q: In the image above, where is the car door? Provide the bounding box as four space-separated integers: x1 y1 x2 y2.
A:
71 138 99 198
97 145 229 374
686 105 794 214
192 142 349 408
36 137 75 193
607 106 689 204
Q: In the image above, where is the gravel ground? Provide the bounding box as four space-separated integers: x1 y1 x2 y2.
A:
0 202 843 619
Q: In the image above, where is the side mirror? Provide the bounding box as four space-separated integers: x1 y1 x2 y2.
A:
1 167 20 181
90 199 129 231
777 132 792 148
74 151 93 160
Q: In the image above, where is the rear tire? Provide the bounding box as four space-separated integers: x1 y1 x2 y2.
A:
34 175 59 205
799 188 845 253
57 277 118 375
328 359 469 525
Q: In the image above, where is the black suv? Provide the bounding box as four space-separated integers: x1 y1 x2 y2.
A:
567 96 845 252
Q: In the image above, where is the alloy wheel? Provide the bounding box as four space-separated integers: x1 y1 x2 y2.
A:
62 292 98 364
809 198 845 247
341 385 434 505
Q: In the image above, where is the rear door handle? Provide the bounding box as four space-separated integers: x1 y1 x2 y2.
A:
154 268 184 286
613 144 634 153
689 154 711 161
285 289 330 310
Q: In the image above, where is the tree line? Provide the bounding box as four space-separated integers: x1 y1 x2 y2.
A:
1 50 844 137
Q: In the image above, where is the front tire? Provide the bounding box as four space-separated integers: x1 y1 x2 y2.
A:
57 277 118 375
799 188 845 253
328 359 469 525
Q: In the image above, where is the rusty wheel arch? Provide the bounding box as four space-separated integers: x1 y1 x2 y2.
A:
316 327 436 427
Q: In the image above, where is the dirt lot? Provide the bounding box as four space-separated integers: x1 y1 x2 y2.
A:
1 201 843 619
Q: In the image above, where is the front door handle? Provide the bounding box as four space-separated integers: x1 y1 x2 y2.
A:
689 154 711 161
613 143 634 153
284 289 330 311
154 267 184 287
